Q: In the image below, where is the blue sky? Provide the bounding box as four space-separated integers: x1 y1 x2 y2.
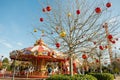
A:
0 0 120 59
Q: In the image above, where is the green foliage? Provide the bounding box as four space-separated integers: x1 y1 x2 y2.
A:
1 57 10 70
46 74 70 80
89 73 114 80
46 74 97 80
2 57 9 64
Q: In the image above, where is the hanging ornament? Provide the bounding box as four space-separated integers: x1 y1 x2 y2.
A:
105 45 108 49
41 34 45 37
96 59 99 63
76 9 80 15
41 30 44 33
68 12 71 17
42 8 46 12
117 59 120 61
55 42 60 48
106 2 112 8
40 18 44 22
88 38 91 41
116 38 118 41
99 46 103 50
60 31 66 37
111 40 116 44
34 29 37 32
82 54 88 59
51 32 53 34
93 41 96 45
107 34 113 40
46 6 52 11
95 7 101 14
56 26 59 31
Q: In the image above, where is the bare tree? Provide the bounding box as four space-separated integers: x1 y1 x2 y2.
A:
33 0 120 76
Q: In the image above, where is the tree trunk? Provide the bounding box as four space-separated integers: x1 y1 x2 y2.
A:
69 54 73 76
99 56 102 73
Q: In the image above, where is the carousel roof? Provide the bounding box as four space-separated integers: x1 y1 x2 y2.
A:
10 39 66 62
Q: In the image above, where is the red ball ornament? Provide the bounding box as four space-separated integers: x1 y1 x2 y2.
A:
93 42 96 45
117 59 120 61
106 2 112 8
46 6 51 11
40 18 43 22
105 45 108 49
108 34 113 40
82 54 87 59
99 46 103 50
111 40 116 44
42 8 46 12
96 59 99 63
55 42 60 48
95 7 101 14
76 10 80 15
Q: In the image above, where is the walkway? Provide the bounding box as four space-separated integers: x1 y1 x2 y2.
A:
114 76 120 80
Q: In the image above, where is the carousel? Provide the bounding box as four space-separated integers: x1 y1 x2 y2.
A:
9 39 69 78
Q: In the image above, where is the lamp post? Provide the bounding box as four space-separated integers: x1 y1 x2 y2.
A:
0 56 3 67
12 51 18 80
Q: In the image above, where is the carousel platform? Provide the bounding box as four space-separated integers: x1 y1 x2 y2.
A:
10 72 49 79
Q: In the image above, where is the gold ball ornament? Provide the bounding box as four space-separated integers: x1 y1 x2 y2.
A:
60 31 66 37
68 13 71 17
41 30 44 33
34 29 37 32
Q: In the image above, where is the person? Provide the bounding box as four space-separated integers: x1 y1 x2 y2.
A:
77 68 81 74
82 67 85 75
48 66 52 76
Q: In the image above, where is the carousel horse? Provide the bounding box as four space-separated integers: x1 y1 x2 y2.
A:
15 66 20 76
29 66 35 75
25 66 35 75
53 66 59 74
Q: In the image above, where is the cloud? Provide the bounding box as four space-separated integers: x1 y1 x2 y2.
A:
17 42 23 46
0 39 13 48
2 43 13 48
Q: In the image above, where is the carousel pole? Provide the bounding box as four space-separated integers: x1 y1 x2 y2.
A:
104 23 113 64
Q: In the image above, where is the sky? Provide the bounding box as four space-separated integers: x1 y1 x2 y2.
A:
0 0 120 59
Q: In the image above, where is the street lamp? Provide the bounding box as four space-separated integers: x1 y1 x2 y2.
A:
0 56 3 67
12 50 18 80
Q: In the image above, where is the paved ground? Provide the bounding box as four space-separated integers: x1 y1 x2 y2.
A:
114 76 120 80
0 75 120 80
0 77 45 80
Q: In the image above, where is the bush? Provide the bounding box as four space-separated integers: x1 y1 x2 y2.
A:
89 73 114 80
74 74 97 80
46 74 70 80
46 74 97 80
